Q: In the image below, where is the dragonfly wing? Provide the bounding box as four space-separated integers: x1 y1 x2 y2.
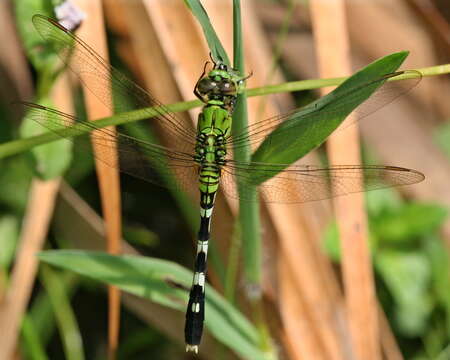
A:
23 102 198 192
220 161 424 203
227 70 421 150
32 15 197 153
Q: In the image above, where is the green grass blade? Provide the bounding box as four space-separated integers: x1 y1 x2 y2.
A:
1 63 447 162
229 0 260 286
40 265 85 360
184 0 230 66
231 0 261 289
29 273 80 347
38 250 268 359
0 100 199 160
21 315 49 360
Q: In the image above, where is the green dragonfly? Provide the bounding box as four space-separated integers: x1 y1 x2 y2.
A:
23 15 424 353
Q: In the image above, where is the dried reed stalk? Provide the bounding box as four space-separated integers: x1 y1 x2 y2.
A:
71 1 122 358
310 1 380 360
0 70 72 359
0 178 60 359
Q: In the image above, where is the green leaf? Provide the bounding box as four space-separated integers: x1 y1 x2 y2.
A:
123 225 159 247
184 0 230 66
0 156 33 212
21 315 49 360
375 250 432 336
28 273 80 348
14 0 55 71
40 265 85 360
0 215 20 270
38 250 266 359
424 235 450 336
19 98 73 180
373 203 448 244
251 52 409 182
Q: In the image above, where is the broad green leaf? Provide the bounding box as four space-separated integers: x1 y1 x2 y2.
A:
38 250 266 359
184 0 230 66
251 52 409 182
375 250 432 336
20 98 73 180
373 203 448 244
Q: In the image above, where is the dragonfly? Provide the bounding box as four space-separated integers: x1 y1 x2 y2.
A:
23 14 424 353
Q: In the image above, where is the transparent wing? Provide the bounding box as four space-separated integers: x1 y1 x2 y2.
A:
228 70 421 149
220 161 424 203
22 102 199 192
32 14 197 152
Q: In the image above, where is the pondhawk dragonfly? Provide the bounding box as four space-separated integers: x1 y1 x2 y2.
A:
23 15 424 353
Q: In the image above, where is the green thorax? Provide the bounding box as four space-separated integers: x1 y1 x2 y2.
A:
193 61 248 169
194 103 231 167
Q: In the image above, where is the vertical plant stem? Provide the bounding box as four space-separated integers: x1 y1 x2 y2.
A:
40 265 85 360
224 222 241 303
21 315 49 360
231 0 272 354
232 0 260 297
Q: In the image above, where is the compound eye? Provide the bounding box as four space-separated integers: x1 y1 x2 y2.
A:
196 78 216 94
219 80 236 94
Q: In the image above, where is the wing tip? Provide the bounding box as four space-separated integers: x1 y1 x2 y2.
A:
32 13 70 33
384 165 425 184
12 101 47 111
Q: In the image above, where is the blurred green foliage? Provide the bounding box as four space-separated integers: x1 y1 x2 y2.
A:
324 188 450 359
434 122 450 160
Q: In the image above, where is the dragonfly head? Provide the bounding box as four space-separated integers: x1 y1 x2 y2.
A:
194 57 252 109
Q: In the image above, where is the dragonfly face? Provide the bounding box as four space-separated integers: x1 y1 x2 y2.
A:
194 61 246 112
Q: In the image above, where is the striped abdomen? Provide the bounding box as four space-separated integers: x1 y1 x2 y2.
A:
184 164 220 353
